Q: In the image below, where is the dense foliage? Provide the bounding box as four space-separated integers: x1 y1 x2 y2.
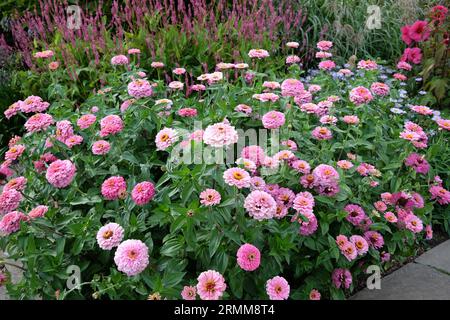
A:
0 38 449 300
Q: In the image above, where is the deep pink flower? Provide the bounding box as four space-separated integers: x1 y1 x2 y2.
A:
332 268 352 289
101 176 127 200
131 181 155 205
0 211 28 234
409 20 431 42
236 243 261 271
181 286 197 300
46 160 76 188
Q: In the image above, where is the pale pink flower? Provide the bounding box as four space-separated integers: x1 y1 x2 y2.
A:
349 86 373 105
196 270 227 300
286 41 299 48
128 79 153 98
244 190 277 220
151 61 164 68
33 50 54 59
114 239 149 276
128 48 140 54
281 79 304 97
337 160 353 170
181 286 197 300
96 223 125 250
317 41 333 51
405 214 423 233
248 49 269 59
262 81 280 90
312 126 332 140
343 115 360 124
64 135 83 148
350 235 369 256
309 289 321 300
223 168 251 189
266 276 290 300
384 211 398 223
0 211 28 234
199 189 221 206
286 55 301 64
235 104 252 114
252 93 279 102
0 189 22 215
371 82 390 96
173 67 186 75
111 55 128 65
168 81 184 90
262 111 285 129
357 59 378 70
155 128 178 151
318 60 335 70
203 122 238 147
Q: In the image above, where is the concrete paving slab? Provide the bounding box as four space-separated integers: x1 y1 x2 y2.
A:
416 240 450 274
351 263 450 300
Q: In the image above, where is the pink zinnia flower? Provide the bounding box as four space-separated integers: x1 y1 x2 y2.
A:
223 167 251 189
28 205 48 219
343 115 359 125
337 160 353 170
128 79 153 98
357 59 378 70
393 73 407 81
266 276 290 300
430 185 450 205
437 119 450 131
92 140 111 155
281 79 304 97
248 49 269 59
298 212 318 236
77 114 96 129
374 201 387 212
384 211 398 223
46 160 76 188
203 122 238 147
65 135 83 148
235 104 252 114
114 239 149 276
244 190 277 220
173 67 186 75
312 126 332 140
131 181 156 205
317 41 333 51
241 145 265 166
397 61 412 71
332 268 352 289
293 191 315 215
151 61 164 68
111 55 128 65
364 231 384 249
250 176 266 190
196 270 227 300
5 144 26 161
128 48 141 54
425 225 433 240
316 51 332 58
236 243 261 271
411 105 433 115
263 81 280 90
309 289 321 300
291 159 310 174
200 189 221 206
252 93 280 102
341 241 358 261
286 41 299 48
345 204 367 226
96 223 125 250
178 108 197 117
262 111 285 129
155 127 178 151
405 153 430 174
3 176 27 192
24 113 54 133
168 81 184 90
350 235 369 256
34 50 54 59
181 286 197 300
405 214 423 233
370 82 390 96
318 60 336 70
0 189 22 215
100 115 124 137
0 211 28 234
20 96 50 113
101 176 127 200
349 86 373 105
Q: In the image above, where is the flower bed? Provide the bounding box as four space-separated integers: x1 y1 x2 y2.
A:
0 39 449 300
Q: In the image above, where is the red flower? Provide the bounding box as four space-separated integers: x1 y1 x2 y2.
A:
430 5 448 25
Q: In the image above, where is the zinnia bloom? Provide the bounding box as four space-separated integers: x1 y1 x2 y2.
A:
203 122 238 147
332 268 352 289
77 114 96 129
248 49 269 59
96 223 125 250
309 289 321 300
266 276 290 300
181 286 197 300
223 167 251 189
196 270 227 300
262 111 285 129
28 205 49 219
199 189 221 206
349 86 373 105
0 189 22 215
114 239 149 276
101 176 127 200
100 115 124 137
244 190 277 220
155 127 178 151
236 243 261 271
5 144 26 161
111 55 129 65
92 140 111 155
350 235 369 256
312 126 332 140
131 181 156 205
45 160 76 188
0 211 28 235
24 113 54 133
404 153 430 174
